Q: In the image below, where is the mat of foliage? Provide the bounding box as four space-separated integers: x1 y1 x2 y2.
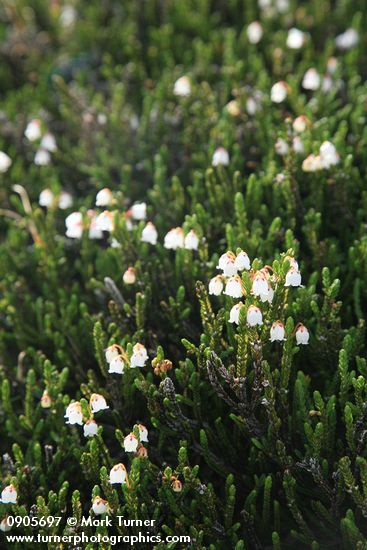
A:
1 2 367 549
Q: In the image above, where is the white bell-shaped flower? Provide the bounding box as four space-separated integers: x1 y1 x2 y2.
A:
64 402 83 425
90 394 109 413
34 148 51 166
0 151 12 173
58 191 73 209
131 202 147 221
105 344 121 363
319 141 340 168
173 76 191 97
0 517 11 532
270 321 286 342
285 268 302 287
109 463 127 484
292 136 304 154
286 28 306 49
302 154 323 172
247 306 263 326
1 484 17 504
212 147 229 167
95 188 113 207
141 222 158 245
229 302 244 325
234 251 251 271
252 272 269 296
247 21 263 44
335 28 359 50
25 119 42 141
164 227 185 249
293 115 309 133
138 424 149 442
224 275 243 298
108 355 125 374
302 68 321 91
270 81 288 103
39 188 54 207
96 211 114 232
92 497 108 515
84 419 98 437
275 138 289 156
65 211 83 239
130 343 148 368
184 230 199 250
208 275 224 296
260 284 274 303
295 324 309 345
124 433 139 452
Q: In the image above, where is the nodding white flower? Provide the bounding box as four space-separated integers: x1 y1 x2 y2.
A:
286 28 306 49
252 272 269 296
40 132 57 152
247 305 263 326
285 268 302 287
141 222 158 245
0 485 17 504
270 321 286 341
138 424 149 442
319 141 340 168
285 256 299 270
88 215 103 239
275 138 289 156
212 147 229 167
65 211 83 239
130 343 149 368
25 119 42 141
247 21 263 44
184 230 199 250
124 433 139 453
109 463 127 484
58 191 73 209
0 517 11 532
295 323 309 345
39 188 54 207
335 28 359 50
84 419 98 438
293 115 309 133
235 251 251 271
90 394 109 413
302 154 323 172
64 402 83 425
108 355 125 374
131 202 147 221
0 151 12 173
105 344 121 363
302 68 321 91
34 148 51 166
208 275 224 296
96 211 114 232
224 275 243 298
292 136 304 154
173 76 191 97
95 188 113 207
226 99 240 117
60 4 77 26
275 173 286 183
97 113 107 125
217 251 236 272
260 284 274 303
270 81 288 103
92 497 108 515
123 267 136 285
164 227 185 249
41 389 51 409
229 302 244 324
246 96 258 116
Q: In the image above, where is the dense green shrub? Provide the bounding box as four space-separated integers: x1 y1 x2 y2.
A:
1 1 367 548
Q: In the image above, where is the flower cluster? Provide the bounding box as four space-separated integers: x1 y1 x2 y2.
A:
209 251 309 344
24 118 57 166
164 227 199 250
64 394 109 437
105 342 149 374
302 141 340 172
